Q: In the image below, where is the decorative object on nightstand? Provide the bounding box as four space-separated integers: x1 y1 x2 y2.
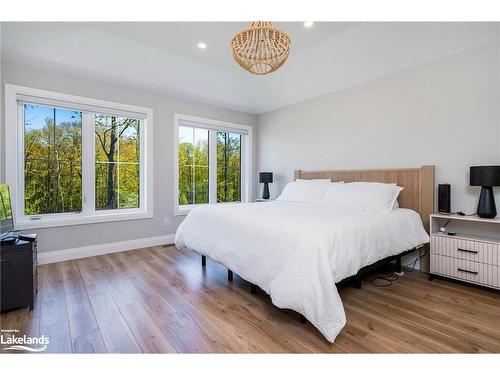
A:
470 166 500 218
259 172 273 200
429 213 500 290
438 184 451 213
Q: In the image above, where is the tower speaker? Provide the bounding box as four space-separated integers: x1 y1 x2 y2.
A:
438 184 451 213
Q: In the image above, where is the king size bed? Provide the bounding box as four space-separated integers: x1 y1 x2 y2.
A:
175 166 434 343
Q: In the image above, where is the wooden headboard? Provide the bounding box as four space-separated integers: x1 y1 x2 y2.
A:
294 165 435 232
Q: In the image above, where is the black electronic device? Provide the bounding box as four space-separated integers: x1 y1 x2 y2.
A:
438 184 451 213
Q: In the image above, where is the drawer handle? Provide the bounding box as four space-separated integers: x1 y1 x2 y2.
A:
457 248 478 254
458 268 478 275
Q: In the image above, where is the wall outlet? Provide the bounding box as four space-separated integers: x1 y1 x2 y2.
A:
163 217 170 226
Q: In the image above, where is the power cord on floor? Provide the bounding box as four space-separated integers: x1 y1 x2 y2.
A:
369 247 428 287
368 268 399 287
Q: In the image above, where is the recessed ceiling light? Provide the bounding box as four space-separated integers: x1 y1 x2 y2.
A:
304 21 314 28
198 42 207 49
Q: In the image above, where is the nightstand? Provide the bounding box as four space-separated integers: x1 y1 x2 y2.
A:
429 213 500 290
255 198 274 202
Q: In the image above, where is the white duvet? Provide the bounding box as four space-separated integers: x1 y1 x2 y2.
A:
175 201 429 343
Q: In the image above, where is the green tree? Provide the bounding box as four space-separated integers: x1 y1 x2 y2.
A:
23 104 141 216
217 132 241 202
24 106 82 215
95 115 140 210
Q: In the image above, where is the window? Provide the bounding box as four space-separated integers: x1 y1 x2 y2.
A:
5 85 153 229
178 126 209 205
174 114 252 215
217 131 241 203
24 104 83 215
95 114 140 210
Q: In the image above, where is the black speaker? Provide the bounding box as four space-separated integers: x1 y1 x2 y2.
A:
438 184 451 213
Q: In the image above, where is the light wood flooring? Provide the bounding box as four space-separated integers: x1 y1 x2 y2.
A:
1 245 500 353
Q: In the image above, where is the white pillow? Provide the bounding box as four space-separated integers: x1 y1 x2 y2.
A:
277 180 330 203
321 182 403 212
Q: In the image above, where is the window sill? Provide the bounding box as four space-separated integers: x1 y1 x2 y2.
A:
14 210 153 230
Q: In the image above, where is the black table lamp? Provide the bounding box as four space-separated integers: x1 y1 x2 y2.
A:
470 166 500 218
259 172 273 200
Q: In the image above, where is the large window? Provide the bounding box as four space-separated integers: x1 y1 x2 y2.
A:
5 85 153 229
174 114 252 214
24 104 83 215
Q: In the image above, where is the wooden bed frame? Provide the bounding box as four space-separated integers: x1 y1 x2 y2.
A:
200 165 435 323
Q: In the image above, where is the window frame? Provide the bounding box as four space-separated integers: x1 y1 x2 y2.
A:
5 84 154 229
174 113 253 216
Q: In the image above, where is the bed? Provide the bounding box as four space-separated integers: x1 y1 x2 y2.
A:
175 166 434 343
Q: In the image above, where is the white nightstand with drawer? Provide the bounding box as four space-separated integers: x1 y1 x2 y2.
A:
429 213 500 290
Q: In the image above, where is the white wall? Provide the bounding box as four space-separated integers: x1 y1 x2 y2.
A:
1 60 257 253
256 42 500 214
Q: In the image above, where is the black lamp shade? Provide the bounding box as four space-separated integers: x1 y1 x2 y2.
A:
259 172 273 184
470 166 500 187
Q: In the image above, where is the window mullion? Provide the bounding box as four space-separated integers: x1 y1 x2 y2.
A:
208 130 217 204
82 112 95 214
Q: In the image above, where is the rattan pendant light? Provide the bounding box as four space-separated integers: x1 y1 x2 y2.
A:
231 22 291 75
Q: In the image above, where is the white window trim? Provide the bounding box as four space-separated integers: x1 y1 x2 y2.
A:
5 84 154 230
174 113 253 216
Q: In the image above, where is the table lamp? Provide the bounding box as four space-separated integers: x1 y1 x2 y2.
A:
259 172 273 200
470 166 500 218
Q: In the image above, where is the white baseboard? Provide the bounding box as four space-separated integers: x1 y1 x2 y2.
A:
38 234 176 265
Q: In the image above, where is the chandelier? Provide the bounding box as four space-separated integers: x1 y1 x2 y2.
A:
231 22 291 75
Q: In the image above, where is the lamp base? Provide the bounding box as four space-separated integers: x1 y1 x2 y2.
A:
477 186 497 219
262 183 270 200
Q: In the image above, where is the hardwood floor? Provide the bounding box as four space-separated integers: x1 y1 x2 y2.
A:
2 245 500 353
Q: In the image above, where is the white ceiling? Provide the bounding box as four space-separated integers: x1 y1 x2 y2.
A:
2 22 499 114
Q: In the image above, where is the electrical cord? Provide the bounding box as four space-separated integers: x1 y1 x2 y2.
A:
368 268 399 287
369 248 428 287
402 248 428 272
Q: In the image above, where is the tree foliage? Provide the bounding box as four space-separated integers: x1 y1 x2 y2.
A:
23 104 140 215
24 106 82 215
95 114 140 210
178 128 241 205
216 132 241 203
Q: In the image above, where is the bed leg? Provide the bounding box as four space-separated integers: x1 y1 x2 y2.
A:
395 256 402 273
354 275 362 289
251 284 257 294
299 314 307 324
201 255 206 267
428 273 434 281
228 269 233 282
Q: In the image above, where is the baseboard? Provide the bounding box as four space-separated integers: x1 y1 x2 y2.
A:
38 234 176 265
